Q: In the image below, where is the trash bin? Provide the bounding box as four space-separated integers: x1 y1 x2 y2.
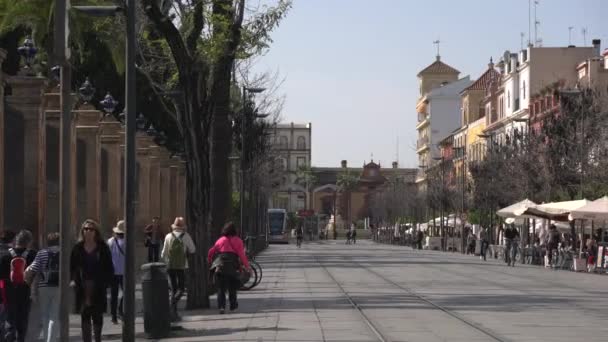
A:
141 262 171 339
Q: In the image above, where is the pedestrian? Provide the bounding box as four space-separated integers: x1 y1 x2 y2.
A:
466 229 476 255
144 216 164 262
417 229 424 250
161 217 196 321
351 223 357 244
478 227 488 261
0 229 36 342
108 220 126 324
208 222 250 314
546 224 561 267
0 230 16 339
70 219 114 342
503 225 520 267
24 232 60 342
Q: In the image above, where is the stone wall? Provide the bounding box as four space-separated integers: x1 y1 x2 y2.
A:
0 57 186 247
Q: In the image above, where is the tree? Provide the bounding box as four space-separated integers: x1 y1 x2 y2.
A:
295 165 317 209
336 169 359 227
140 0 291 308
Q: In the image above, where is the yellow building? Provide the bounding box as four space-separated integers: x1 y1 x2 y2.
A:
458 60 500 178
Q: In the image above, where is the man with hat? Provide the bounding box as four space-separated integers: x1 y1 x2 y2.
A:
161 217 196 321
107 220 126 324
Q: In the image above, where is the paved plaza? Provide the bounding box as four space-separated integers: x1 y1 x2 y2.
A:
72 240 608 341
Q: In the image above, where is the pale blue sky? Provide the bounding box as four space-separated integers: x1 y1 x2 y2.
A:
254 0 608 168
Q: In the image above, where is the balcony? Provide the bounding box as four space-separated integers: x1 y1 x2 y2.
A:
416 113 430 130
416 136 430 152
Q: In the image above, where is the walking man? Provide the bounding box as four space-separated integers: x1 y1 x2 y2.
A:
0 230 36 342
144 216 164 262
25 233 60 342
479 227 488 261
108 220 126 324
162 217 196 321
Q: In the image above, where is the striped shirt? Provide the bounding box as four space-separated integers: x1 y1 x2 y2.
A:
27 246 60 287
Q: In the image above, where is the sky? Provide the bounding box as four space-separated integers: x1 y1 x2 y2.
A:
252 0 608 168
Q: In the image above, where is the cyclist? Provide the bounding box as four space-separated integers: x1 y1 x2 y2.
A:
295 225 303 248
504 225 520 267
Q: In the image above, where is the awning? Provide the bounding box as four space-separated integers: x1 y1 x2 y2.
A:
497 199 537 218
570 196 608 220
516 199 591 221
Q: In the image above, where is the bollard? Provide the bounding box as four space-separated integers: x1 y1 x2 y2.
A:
141 262 171 339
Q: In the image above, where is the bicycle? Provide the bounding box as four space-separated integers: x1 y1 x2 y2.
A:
242 235 263 290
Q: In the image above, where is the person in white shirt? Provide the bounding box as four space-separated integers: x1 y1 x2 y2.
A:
107 220 126 324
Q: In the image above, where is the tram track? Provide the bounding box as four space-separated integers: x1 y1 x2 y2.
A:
314 252 510 342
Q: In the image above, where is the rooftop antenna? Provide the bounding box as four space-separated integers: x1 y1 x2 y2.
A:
534 0 541 46
396 136 400 164
581 27 588 46
568 26 574 45
433 39 441 60
528 0 532 46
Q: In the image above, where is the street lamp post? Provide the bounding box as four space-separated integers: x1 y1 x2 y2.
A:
53 2 71 340
56 2 136 340
240 86 265 245
433 156 445 251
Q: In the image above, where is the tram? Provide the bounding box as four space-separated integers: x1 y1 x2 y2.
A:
267 208 289 244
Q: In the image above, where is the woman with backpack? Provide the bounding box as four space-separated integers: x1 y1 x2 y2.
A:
161 217 196 321
70 219 114 342
208 222 250 314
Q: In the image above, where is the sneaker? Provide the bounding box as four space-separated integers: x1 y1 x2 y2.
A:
219 308 225 314
111 318 119 325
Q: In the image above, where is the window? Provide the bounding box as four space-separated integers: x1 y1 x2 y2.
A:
279 136 288 149
507 91 511 108
297 136 306 149
523 80 526 100
296 157 306 168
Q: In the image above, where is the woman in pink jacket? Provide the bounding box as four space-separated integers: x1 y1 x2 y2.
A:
208 222 250 314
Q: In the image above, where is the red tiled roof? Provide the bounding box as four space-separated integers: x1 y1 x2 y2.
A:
417 58 460 76
465 67 500 91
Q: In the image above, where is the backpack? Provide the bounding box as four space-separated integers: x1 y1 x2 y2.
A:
44 250 60 286
167 232 187 269
9 249 29 285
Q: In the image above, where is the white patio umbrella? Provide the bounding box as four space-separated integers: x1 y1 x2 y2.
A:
497 199 537 218
570 196 608 220
515 199 591 221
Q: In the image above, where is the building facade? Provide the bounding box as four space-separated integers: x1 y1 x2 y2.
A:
484 43 600 143
415 55 472 190
269 122 312 212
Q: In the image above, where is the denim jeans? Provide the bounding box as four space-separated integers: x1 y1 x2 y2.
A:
38 287 59 342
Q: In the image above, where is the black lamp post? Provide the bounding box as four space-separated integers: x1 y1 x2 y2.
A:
240 86 266 241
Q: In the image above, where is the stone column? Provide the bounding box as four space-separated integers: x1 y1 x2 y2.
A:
159 150 174 229
71 106 102 227
5 74 47 246
100 119 123 230
176 161 187 217
0 49 6 234
148 146 162 222
169 162 179 221
43 91 61 237
136 133 152 229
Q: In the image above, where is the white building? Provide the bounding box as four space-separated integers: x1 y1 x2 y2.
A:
485 41 601 142
269 122 312 212
415 56 472 188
